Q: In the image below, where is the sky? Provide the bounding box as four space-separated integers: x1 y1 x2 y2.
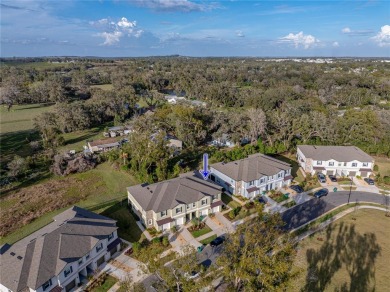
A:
1 0 389 57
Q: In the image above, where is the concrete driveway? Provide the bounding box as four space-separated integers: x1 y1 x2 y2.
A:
353 177 380 193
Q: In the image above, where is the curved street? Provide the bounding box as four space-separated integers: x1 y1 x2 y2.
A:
281 191 387 230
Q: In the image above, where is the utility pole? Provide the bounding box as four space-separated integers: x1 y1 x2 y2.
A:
347 176 353 204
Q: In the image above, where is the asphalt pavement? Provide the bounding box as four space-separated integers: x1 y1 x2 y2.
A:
282 191 386 230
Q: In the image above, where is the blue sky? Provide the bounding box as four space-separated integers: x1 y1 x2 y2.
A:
1 0 389 57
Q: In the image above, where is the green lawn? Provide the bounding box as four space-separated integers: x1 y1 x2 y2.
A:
0 103 54 164
91 275 118 292
189 225 212 238
101 203 144 243
290 209 390 291
221 193 241 209
0 162 140 245
200 234 217 245
270 153 305 183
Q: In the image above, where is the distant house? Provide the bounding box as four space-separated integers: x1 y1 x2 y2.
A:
105 126 134 138
0 206 121 292
210 153 293 198
211 134 235 148
127 172 223 231
165 135 183 155
87 138 120 153
297 145 374 177
164 95 186 104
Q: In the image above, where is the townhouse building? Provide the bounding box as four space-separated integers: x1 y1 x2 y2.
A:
0 207 121 292
297 145 374 177
210 153 293 198
127 172 223 231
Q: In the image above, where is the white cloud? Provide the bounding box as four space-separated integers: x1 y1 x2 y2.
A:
97 31 123 45
333 41 339 47
91 17 143 45
279 31 319 49
342 27 351 33
372 25 390 47
131 0 218 12
341 27 374 36
236 30 245 37
118 17 136 28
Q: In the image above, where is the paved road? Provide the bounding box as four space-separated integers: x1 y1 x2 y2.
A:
282 191 386 230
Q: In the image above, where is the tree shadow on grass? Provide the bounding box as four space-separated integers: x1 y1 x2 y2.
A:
100 200 143 243
303 222 381 292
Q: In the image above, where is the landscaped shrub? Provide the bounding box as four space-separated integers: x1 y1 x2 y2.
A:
383 176 390 184
235 206 242 215
373 164 379 171
170 225 178 233
132 242 141 253
229 210 236 219
152 237 162 244
162 236 169 247
245 201 255 209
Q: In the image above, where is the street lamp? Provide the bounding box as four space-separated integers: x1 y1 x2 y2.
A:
347 176 353 204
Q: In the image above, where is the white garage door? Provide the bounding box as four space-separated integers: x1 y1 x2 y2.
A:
176 217 184 225
162 223 170 231
201 209 208 216
212 207 220 213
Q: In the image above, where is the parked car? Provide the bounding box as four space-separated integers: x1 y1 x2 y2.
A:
314 188 329 198
364 178 375 185
290 185 304 193
317 173 326 183
184 271 200 280
258 196 268 204
210 236 225 247
328 175 337 182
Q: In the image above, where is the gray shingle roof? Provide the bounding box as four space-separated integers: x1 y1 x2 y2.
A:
211 153 291 182
0 206 117 292
127 172 222 213
297 145 373 162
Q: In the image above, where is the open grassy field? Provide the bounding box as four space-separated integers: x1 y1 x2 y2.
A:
373 156 390 177
290 209 390 291
90 84 114 91
0 162 139 245
0 103 54 163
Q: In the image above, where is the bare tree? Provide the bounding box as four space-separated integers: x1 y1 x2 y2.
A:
247 108 267 144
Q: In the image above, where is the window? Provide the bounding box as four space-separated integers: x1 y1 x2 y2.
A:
78 258 83 266
192 203 196 207
338 162 342 166
352 163 357 167
201 199 207 206
249 180 254 186
317 161 322 165
278 173 282 178
42 279 52 291
108 232 114 241
344 162 347 166
96 242 103 253
86 253 90 260
160 210 167 217
64 266 73 277
148 219 152 225
363 162 368 167
260 178 264 184
176 207 182 214
329 162 334 166
186 204 191 209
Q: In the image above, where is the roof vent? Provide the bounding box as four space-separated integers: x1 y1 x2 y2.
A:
17 256 23 260
150 190 153 193
10 252 15 256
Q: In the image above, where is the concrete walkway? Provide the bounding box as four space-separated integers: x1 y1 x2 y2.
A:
215 212 235 233
136 221 153 241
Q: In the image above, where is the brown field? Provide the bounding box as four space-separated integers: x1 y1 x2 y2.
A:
290 209 390 291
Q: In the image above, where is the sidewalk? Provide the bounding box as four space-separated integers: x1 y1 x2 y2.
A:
136 221 153 241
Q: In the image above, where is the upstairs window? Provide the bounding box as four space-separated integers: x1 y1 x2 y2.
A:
42 279 52 291
363 162 368 167
344 162 347 166
160 210 167 217
148 219 152 225
64 266 73 278
329 162 334 166
108 232 114 241
249 180 255 186
317 161 322 165
78 258 83 266
186 204 191 209
96 242 103 253
86 253 90 260
201 199 207 206
176 207 182 214
352 163 357 167
192 203 196 207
